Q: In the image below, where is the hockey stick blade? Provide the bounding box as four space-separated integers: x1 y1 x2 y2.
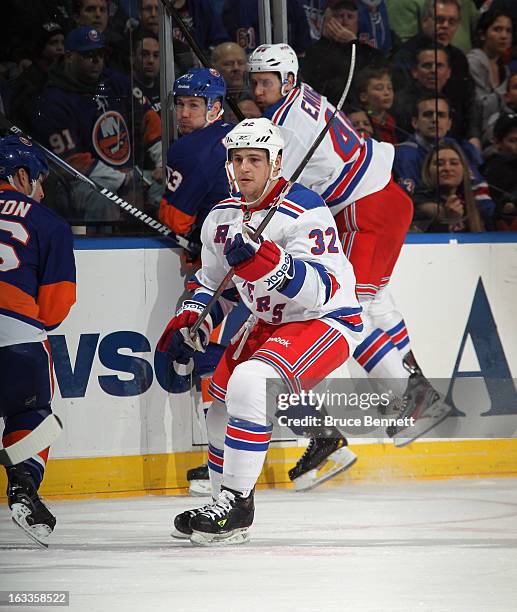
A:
0 415 63 466
0 113 196 253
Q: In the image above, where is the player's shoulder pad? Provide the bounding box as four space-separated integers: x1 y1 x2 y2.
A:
210 197 241 214
277 183 325 220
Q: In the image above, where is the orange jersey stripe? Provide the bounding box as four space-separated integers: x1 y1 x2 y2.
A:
159 197 196 234
0 281 39 320
37 281 76 328
66 152 96 175
3 430 50 463
3 429 32 446
143 109 162 146
200 376 213 403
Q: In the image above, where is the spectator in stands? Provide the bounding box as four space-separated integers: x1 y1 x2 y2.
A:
467 10 513 129
302 0 327 43
483 72 517 144
4 0 72 73
212 42 247 94
479 0 517 28
211 42 261 122
9 22 65 131
386 0 479 53
393 44 481 143
222 0 311 55
345 105 374 138
72 0 130 72
356 0 392 56
171 0 229 53
394 94 495 225
412 141 485 232
32 27 162 223
356 66 398 143
73 0 109 32
394 0 481 148
301 0 386 107
139 0 159 35
136 0 195 73
481 113 517 229
132 31 160 114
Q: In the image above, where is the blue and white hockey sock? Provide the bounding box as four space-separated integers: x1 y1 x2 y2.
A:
353 328 409 397
207 443 224 496
385 319 411 357
223 417 272 496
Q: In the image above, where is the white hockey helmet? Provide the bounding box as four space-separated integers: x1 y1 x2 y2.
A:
224 118 284 202
248 43 299 95
225 118 284 163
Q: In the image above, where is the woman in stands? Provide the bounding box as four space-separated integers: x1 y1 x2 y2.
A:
412 141 485 233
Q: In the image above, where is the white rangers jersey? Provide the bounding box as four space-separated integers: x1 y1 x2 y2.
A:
262 83 394 215
187 181 364 348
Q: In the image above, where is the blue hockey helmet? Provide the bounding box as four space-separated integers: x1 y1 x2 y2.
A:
173 67 227 112
0 135 49 184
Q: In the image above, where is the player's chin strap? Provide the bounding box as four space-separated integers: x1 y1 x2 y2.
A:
6 175 41 199
225 158 281 207
204 99 225 128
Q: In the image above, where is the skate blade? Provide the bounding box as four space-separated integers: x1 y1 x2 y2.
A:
293 447 358 492
11 504 51 549
189 480 212 497
190 528 250 547
393 401 453 448
171 528 191 540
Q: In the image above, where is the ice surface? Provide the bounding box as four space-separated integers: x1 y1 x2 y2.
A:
1 478 516 612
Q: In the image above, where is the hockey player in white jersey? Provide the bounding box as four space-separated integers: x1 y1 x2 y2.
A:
247 44 451 486
157 118 363 545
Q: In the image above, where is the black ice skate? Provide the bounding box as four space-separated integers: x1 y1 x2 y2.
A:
387 372 452 447
171 500 216 539
7 465 56 548
186 463 210 497
288 436 357 492
189 487 254 546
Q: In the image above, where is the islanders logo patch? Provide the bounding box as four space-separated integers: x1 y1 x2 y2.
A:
92 110 131 166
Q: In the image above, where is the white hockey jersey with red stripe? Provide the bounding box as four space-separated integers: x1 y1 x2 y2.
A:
192 181 364 348
262 83 394 215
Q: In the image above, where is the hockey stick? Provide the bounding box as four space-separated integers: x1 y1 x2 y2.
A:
190 44 357 338
158 0 245 122
0 113 198 253
0 415 62 467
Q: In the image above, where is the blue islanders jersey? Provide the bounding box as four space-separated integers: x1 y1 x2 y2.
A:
159 120 234 235
0 184 76 346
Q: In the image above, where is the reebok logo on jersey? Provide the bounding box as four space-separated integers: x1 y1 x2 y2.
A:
266 337 291 348
265 252 293 291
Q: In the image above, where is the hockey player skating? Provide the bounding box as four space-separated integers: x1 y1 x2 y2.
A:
0 136 76 547
159 66 250 495
157 118 363 545
247 43 451 487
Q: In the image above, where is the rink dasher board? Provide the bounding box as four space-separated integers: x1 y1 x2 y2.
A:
1 234 516 496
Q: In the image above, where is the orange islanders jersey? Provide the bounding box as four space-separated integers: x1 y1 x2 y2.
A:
0 184 76 347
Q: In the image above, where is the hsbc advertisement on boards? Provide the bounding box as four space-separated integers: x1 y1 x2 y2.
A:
47 238 517 459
